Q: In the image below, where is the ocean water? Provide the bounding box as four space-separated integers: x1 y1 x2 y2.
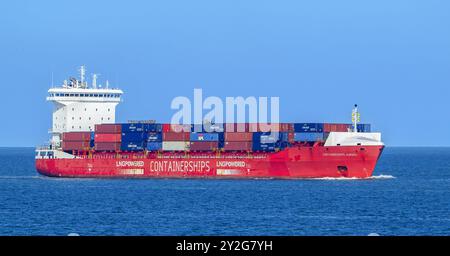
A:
0 147 449 236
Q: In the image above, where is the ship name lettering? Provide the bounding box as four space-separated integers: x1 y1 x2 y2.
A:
116 161 145 167
150 161 210 173
217 161 246 168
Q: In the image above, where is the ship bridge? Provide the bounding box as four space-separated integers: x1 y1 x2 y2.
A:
47 66 123 147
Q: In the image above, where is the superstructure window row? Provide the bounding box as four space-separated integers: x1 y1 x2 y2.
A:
50 93 120 98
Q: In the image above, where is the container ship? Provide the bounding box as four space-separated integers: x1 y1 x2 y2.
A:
35 66 384 179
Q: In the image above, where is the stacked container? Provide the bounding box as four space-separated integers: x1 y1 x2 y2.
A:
223 132 253 151
190 132 220 151
85 122 371 153
324 123 352 132
161 125 191 151
146 131 163 151
252 132 281 152
292 123 325 143
162 124 191 133
62 132 93 151
95 124 122 151
120 124 150 151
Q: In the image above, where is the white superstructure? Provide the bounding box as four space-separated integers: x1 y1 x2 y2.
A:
324 104 383 146
47 66 123 147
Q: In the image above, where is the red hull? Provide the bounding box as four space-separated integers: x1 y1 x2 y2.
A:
36 145 384 179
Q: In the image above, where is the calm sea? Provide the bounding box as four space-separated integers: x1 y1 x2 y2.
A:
0 147 449 236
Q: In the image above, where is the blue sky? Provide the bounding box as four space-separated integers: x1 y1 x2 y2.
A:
0 0 449 146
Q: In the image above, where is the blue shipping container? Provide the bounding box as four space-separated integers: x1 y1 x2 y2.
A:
217 132 225 142
252 132 280 143
190 133 219 141
293 123 324 133
293 132 324 142
190 124 224 132
146 142 162 151
147 132 162 142
280 132 289 142
121 132 148 141
145 123 163 132
120 141 145 151
252 141 279 151
356 124 371 132
121 123 146 133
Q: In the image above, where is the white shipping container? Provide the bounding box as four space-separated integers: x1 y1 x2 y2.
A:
162 141 190 151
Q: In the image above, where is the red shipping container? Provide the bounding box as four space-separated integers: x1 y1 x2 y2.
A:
162 124 171 132
324 123 351 132
95 142 121 151
62 141 91 151
224 132 253 141
225 123 249 132
62 132 92 142
163 124 191 133
280 123 294 132
163 132 190 141
190 141 219 151
223 141 252 151
248 123 288 132
95 133 122 143
95 124 122 134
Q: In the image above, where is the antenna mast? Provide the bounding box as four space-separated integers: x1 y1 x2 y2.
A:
92 74 98 89
79 65 86 88
352 104 360 133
